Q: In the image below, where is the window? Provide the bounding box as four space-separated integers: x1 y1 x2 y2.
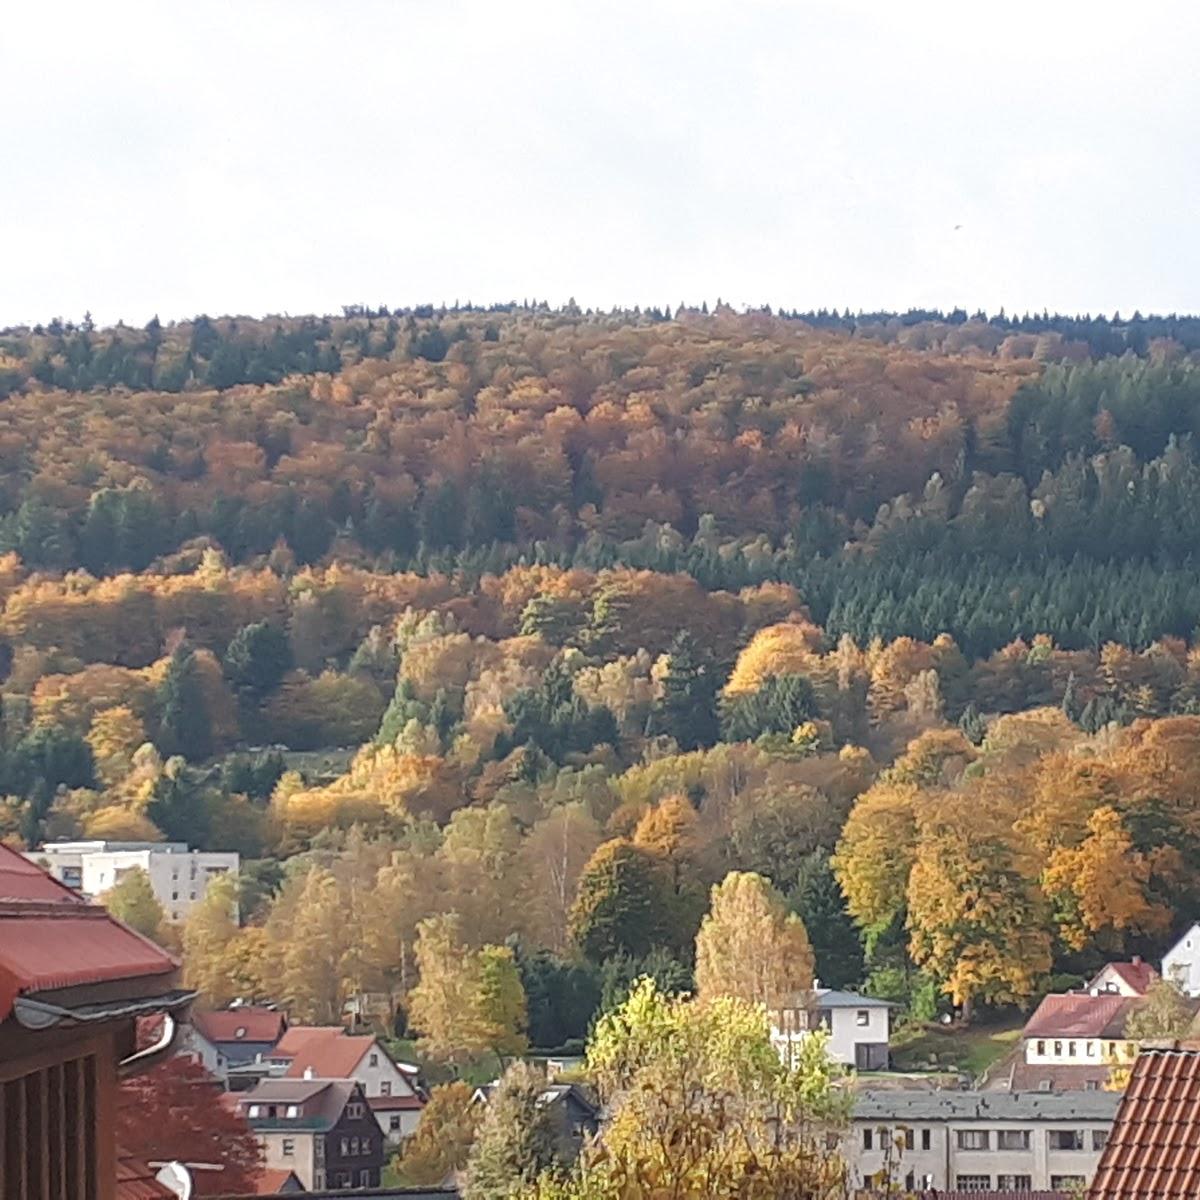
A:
314 1140 324 1163
1036 1040 1046 1055
1051 1177 1086 1190
314 1172 325 1190
286 1105 299 1118
997 1130 1030 1150
339 1175 351 1189
1093 1129 1109 1151
248 1105 261 1118
1049 1130 1085 1150
1085 1080 1099 1091
340 1137 349 1156
370 1052 379 1066
921 1128 931 1150
347 1101 364 1119
381 1081 391 1096
862 1128 873 1150
902 1127 914 1150
281 1138 294 1157
235 1027 247 1039
1068 1040 1077 1057
360 1171 371 1187
267 1105 278 1118
350 1137 359 1155
171 891 178 901
390 1116 401 1132
998 1176 1032 1189
1087 1040 1098 1057
904 1174 915 1192
955 1177 991 1192
1054 1040 1064 1056
856 1009 870 1027
956 1130 990 1151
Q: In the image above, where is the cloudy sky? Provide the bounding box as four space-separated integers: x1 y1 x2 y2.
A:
3 0 1198 325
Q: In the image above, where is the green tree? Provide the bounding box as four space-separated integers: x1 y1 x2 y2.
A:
721 674 818 742
100 866 165 942
652 630 719 750
463 1061 567 1200
569 839 668 963
476 945 530 1062
156 646 213 761
790 851 865 990
223 621 292 695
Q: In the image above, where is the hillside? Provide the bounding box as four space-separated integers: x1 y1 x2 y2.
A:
4 305 1200 1043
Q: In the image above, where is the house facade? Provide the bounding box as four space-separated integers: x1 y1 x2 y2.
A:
1087 958 1159 998
1162 923 1200 997
771 988 894 1070
28 840 239 923
238 1077 384 1191
848 1089 1121 1194
270 1025 425 1142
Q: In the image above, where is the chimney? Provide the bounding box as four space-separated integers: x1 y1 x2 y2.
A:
304 1066 315 1080
1133 955 1143 966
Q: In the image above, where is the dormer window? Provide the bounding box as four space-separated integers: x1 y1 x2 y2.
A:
286 1105 299 1118
235 1027 247 1039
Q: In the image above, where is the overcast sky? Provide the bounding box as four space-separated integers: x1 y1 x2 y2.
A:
3 0 1198 326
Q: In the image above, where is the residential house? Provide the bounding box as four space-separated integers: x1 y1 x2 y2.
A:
1088 1043 1200 1197
474 1081 599 1151
177 1019 228 1084
1162 923 1200 997
238 1076 384 1191
252 1167 306 1194
191 1006 288 1067
28 841 239 923
270 1024 425 1142
0 842 191 1200
848 1089 1120 1194
988 993 1138 1092
1087 958 1159 998
771 987 895 1070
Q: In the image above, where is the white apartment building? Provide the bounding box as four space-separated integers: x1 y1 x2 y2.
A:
848 1089 1121 1194
28 840 239 922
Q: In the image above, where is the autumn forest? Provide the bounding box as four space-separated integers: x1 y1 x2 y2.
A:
7 302 1200 1056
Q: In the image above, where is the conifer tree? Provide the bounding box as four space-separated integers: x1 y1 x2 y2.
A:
156 646 213 761
653 630 719 750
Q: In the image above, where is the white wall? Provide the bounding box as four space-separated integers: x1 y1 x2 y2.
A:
1163 928 1200 997
80 848 238 921
345 1043 422 1144
828 1006 889 1064
1025 1036 1132 1066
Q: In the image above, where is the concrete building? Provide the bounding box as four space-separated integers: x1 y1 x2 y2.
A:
1162 923 1200 997
847 1089 1121 1194
772 988 895 1071
28 840 239 922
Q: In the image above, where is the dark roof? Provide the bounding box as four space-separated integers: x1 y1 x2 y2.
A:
1089 1046 1200 1197
0 844 178 1023
853 1088 1120 1122
815 988 898 1009
193 1007 287 1046
239 1077 362 1131
1024 993 1134 1039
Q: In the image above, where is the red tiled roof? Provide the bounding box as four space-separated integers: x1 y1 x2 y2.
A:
116 1155 175 1200
1089 1046 1200 1198
1094 961 1161 996
0 845 177 1023
192 1006 287 1045
276 1025 374 1077
1024 993 1133 1039
254 1168 301 1194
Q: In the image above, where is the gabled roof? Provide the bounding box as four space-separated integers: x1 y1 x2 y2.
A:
253 1168 303 1194
1089 1045 1200 1197
814 987 897 1009
1024 993 1134 1039
239 1076 363 1131
1091 960 1161 996
192 1006 287 1046
0 844 178 1024
275 1024 398 1082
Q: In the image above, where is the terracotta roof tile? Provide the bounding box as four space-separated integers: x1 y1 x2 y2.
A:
1089 1045 1200 1197
115 1155 175 1200
1107 961 1161 995
275 1025 374 1078
1024 993 1133 1039
192 1006 287 1045
0 846 177 1022
253 1168 301 1194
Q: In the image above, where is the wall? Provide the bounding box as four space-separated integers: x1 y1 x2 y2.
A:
1164 933 1200 997
1025 1036 1133 1066
260 1131 317 1190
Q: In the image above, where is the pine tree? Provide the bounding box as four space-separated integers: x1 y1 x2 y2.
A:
957 702 987 745
156 646 213 761
654 630 719 750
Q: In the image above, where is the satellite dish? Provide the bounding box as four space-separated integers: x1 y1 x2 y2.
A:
155 1162 193 1200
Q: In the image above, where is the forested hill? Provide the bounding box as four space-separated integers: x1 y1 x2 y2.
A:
2 306 1200 656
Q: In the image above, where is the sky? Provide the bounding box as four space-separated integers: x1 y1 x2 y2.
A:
3 0 1199 327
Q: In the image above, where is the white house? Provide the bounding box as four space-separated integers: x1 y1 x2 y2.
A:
177 1021 229 1084
28 840 239 922
771 988 895 1071
1087 957 1159 997
1163 923 1200 997
268 1026 425 1143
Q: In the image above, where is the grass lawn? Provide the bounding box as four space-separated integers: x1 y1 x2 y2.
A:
890 1018 1024 1081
